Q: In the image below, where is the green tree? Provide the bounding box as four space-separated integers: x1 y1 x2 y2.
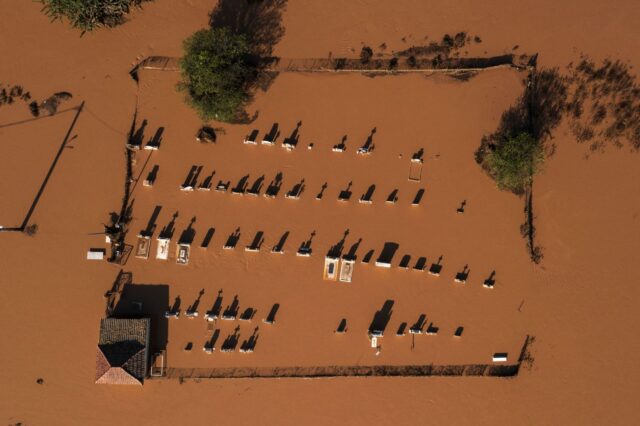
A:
41 0 149 33
485 132 543 194
178 28 254 123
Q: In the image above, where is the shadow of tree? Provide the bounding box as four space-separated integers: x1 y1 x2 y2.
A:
475 68 567 264
209 0 287 57
209 0 286 100
202 0 287 124
475 68 568 175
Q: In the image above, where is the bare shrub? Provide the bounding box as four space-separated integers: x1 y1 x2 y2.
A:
24 224 38 236
360 46 373 64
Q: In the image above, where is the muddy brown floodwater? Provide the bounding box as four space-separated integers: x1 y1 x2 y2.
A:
0 1 638 425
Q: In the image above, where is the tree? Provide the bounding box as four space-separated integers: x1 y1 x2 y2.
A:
178 28 254 122
485 132 543 194
40 0 150 33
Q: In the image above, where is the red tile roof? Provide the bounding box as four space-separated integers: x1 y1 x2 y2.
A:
95 318 150 385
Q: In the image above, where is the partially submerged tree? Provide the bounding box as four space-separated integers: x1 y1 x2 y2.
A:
178 28 254 122
40 0 150 33
360 46 373 64
476 69 567 195
475 69 567 264
196 126 217 143
484 132 543 194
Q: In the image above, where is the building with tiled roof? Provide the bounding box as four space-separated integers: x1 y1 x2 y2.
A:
95 318 150 385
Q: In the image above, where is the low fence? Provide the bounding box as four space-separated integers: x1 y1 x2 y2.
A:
273 54 527 73
150 336 533 381
158 363 520 381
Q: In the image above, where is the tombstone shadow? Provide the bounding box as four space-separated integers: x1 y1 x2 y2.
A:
206 289 224 318
338 181 353 201
180 165 203 189
144 165 159 187
265 172 283 197
429 255 444 276
199 171 215 190
178 217 197 245
159 211 178 239
362 249 375 263
368 300 394 336
297 230 315 255
181 166 198 188
484 270 496 288
271 231 289 253
376 242 399 266
201 227 215 248
241 327 260 352
412 188 425 205
426 323 439 335
263 123 280 144
128 119 147 148
327 229 349 258
232 174 250 194
146 127 164 149
399 254 411 269
205 329 220 351
246 231 265 251
283 121 301 148
215 179 230 192
412 148 424 162
286 178 305 199
245 129 259 143
240 307 257 321
455 264 470 283
187 289 205 314
316 182 328 200
247 175 265 196
386 189 399 204
333 135 347 152
410 314 427 334
224 227 241 249
359 127 376 152
221 326 241 352
264 303 280 324
345 238 362 260
169 296 181 314
141 205 162 237
360 184 375 203
335 319 348 333
223 295 240 319
413 256 427 271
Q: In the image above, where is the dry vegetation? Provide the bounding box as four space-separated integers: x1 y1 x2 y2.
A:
0 84 31 107
40 0 152 33
477 57 640 263
566 57 640 152
0 84 73 117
